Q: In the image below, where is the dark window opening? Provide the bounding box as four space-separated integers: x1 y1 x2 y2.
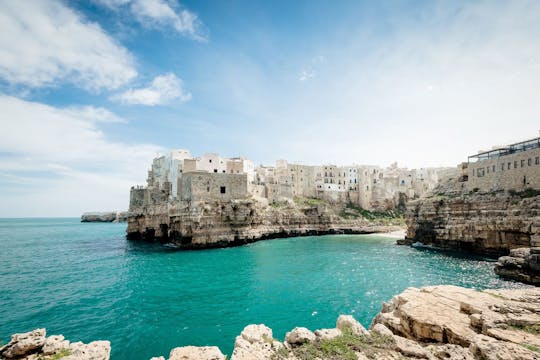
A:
220 186 226 194
214 169 218 173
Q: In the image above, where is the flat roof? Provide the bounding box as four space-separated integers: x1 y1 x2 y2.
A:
468 136 540 162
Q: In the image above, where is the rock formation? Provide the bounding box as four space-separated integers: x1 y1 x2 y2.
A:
494 247 540 286
0 329 110 360
145 285 540 360
81 211 128 223
127 198 403 249
403 190 540 256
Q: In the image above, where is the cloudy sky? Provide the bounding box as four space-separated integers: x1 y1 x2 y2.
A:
1 0 540 216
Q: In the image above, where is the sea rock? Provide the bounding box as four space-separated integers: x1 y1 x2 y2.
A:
494 247 540 285
66 340 111 360
42 335 70 355
336 315 369 336
168 346 225 360
230 324 282 360
0 330 109 360
284 327 316 345
81 211 128 223
0 329 46 358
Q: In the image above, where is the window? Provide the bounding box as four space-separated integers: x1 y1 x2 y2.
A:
214 169 218 173
477 168 485 177
508 162 511 170
487 167 490 174
536 157 540 165
222 170 226 173
220 186 226 194
514 161 518 169
207 186 210 192
209 159 212 163
473 169 475 176
492 165 495 172
501 164 504 171
521 160 525 167
528 158 532 166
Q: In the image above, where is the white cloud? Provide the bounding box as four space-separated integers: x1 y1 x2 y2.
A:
112 73 192 105
299 69 315 81
95 0 205 40
0 0 137 90
0 95 163 216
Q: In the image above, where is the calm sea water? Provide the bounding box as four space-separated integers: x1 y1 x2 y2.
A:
0 218 527 359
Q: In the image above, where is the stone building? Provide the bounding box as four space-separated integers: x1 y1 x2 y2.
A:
466 136 540 192
179 172 248 202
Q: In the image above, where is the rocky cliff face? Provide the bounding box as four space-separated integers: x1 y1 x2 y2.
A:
127 199 403 249
403 190 540 256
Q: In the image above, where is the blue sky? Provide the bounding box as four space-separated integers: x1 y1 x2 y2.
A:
1 0 540 216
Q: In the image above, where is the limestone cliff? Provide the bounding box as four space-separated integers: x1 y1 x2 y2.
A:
403 189 540 256
127 199 403 249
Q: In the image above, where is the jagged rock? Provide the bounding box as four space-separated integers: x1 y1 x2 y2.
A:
66 340 111 360
392 335 430 358
42 335 70 355
336 315 369 336
424 344 475 360
495 247 540 285
0 330 109 360
285 327 316 345
230 324 283 360
0 329 46 358
371 324 393 337
314 328 342 340
168 346 225 360
469 334 539 360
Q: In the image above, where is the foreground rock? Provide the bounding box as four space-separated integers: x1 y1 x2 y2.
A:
81 211 128 223
0 329 110 359
150 285 540 359
495 247 540 285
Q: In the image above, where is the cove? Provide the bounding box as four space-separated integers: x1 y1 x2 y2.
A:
0 218 526 359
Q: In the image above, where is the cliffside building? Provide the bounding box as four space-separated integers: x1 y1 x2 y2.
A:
466 136 540 192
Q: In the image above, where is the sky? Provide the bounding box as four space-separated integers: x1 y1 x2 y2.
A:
1 0 540 217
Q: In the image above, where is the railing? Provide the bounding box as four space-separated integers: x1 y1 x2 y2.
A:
468 137 540 163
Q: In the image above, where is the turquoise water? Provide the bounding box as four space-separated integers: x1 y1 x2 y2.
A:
0 218 526 359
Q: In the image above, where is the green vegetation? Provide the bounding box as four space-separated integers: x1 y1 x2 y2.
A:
521 343 540 354
294 197 324 207
512 324 540 335
509 188 540 199
272 327 395 360
38 349 72 360
339 202 404 225
484 292 508 300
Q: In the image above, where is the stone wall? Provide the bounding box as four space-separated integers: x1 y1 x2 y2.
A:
468 147 540 192
180 172 248 202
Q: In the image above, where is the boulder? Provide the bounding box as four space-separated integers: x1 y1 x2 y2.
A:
469 334 539 360
0 328 46 358
370 324 393 337
42 335 70 355
336 315 369 336
285 327 316 345
230 324 283 360
169 346 225 360
67 340 111 360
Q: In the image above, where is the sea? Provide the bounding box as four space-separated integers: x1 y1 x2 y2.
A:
0 218 528 359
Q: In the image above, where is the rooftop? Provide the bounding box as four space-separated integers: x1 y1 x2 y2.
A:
468 136 540 162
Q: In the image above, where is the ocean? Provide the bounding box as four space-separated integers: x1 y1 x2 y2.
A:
0 218 526 359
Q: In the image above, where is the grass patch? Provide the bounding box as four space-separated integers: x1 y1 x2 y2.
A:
38 349 72 360
294 197 324 207
272 327 394 360
512 324 540 335
521 343 540 354
339 203 405 225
